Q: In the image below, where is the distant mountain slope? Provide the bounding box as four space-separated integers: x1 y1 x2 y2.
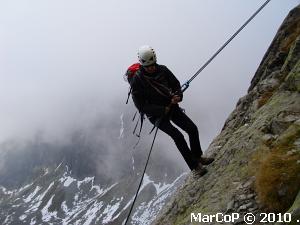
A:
0 107 187 224
0 163 186 225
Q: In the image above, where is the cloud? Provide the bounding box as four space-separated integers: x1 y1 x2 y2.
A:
0 0 298 149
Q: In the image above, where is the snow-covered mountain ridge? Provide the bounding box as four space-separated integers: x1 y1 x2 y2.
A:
0 162 187 225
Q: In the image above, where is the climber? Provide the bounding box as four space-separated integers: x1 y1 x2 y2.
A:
129 45 214 176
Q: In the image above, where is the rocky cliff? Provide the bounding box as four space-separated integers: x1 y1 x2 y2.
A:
153 5 300 225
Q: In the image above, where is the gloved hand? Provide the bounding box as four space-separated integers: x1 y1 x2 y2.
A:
171 95 181 104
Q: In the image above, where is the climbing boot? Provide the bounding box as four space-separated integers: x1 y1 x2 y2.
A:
192 163 208 178
198 156 214 165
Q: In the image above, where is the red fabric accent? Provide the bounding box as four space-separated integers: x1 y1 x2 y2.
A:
127 63 141 79
128 63 141 72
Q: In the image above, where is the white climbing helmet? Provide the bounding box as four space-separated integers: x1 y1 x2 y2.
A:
137 45 157 66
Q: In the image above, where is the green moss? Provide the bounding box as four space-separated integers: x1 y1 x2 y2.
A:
264 92 290 108
275 121 300 147
282 35 299 66
284 59 300 92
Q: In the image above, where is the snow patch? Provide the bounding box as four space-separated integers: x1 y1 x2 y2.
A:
30 217 36 225
18 182 33 192
131 172 187 225
43 168 49 176
19 214 27 221
73 194 79 204
118 113 125 139
0 186 13 195
111 197 131 221
82 201 103 225
58 171 77 187
60 201 67 214
100 182 118 196
63 176 76 187
55 161 63 172
138 173 152 193
132 156 135 171
91 184 102 194
41 195 58 222
77 177 94 188
25 181 55 214
102 199 121 224
4 214 13 224
24 186 41 203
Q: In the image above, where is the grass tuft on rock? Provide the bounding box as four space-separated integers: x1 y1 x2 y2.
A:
251 125 300 212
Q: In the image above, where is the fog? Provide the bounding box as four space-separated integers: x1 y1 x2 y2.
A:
0 0 299 154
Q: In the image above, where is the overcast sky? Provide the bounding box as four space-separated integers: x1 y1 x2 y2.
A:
0 0 299 149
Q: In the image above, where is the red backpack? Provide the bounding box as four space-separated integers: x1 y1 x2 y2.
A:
124 63 145 144
125 63 141 104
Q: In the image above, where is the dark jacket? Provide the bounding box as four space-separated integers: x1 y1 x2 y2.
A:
130 64 183 118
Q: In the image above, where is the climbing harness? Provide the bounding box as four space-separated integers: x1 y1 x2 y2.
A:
124 0 272 224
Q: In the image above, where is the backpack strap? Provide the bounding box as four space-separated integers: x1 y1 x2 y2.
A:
149 117 161 134
132 113 140 135
126 86 132 104
137 112 144 137
133 112 145 137
143 76 172 99
132 112 145 149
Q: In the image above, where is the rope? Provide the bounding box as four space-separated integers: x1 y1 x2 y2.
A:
124 126 159 225
181 0 272 92
124 0 272 224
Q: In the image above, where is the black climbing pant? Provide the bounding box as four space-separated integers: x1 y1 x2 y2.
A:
149 106 203 170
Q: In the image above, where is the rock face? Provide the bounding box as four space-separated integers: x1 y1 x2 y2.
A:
152 5 300 225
